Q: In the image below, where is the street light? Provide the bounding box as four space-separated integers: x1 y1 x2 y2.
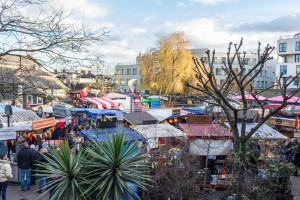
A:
49 81 55 106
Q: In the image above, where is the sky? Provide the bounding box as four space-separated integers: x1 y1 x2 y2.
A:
50 0 300 65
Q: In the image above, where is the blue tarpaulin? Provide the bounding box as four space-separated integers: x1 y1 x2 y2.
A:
78 127 145 142
69 108 124 120
182 107 205 114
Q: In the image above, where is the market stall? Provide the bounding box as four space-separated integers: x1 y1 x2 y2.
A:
80 97 119 109
130 123 186 150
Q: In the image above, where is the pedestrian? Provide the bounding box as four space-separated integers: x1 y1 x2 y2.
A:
17 142 33 191
38 137 50 151
37 148 50 193
29 144 38 186
0 153 12 200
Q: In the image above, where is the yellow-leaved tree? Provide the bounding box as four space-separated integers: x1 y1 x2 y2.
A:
138 32 201 95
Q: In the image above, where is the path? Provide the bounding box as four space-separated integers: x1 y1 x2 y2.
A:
291 175 300 200
6 183 49 200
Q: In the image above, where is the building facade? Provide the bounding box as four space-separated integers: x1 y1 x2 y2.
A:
276 33 300 88
192 49 276 89
113 62 143 93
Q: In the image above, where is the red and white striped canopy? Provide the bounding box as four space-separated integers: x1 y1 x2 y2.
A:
80 97 119 109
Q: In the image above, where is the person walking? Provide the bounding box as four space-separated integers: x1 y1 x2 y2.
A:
29 144 38 186
0 153 12 200
37 148 50 193
17 142 33 191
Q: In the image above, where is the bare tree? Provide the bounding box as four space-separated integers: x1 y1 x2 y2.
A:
185 38 300 198
0 0 108 69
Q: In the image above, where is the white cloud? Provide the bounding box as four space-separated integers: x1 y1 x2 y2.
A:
177 2 185 7
51 0 110 19
143 14 157 23
125 28 147 38
156 18 279 52
155 0 163 5
191 0 233 5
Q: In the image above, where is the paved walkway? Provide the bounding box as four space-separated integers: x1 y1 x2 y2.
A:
6 183 49 200
291 176 300 199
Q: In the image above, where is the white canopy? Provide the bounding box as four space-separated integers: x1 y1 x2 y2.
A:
224 122 288 140
189 139 232 156
146 108 173 122
106 93 128 100
131 123 186 139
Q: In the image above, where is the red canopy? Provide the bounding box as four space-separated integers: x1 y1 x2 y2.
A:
55 118 74 128
179 123 233 140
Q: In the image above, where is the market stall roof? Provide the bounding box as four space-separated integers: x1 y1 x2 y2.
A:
0 103 24 112
0 110 41 124
131 123 186 139
0 124 32 132
232 94 267 100
80 97 119 109
182 107 205 114
179 123 233 140
267 95 300 103
123 112 158 125
146 108 173 122
224 122 288 140
69 108 124 120
148 96 168 101
106 93 128 99
77 127 145 142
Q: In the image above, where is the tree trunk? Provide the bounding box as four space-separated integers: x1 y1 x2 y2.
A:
232 139 247 200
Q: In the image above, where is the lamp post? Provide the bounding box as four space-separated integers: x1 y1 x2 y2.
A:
49 81 55 106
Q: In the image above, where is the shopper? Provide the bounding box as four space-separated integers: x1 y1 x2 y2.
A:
29 144 38 186
37 148 50 193
17 142 33 191
0 153 12 200
38 137 50 151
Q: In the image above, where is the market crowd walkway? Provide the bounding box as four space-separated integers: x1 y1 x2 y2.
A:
291 175 300 199
7 183 49 200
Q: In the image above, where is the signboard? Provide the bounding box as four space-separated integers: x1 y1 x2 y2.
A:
172 108 180 116
32 117 55 130
53 104 68 118
294 131 300 138
276 119 282 125
133 96 142 112
37 106 43 116
4 105 12 115
65 111 72 126
0 131 16 140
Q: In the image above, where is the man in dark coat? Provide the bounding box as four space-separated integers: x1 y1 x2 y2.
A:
17 142 34 191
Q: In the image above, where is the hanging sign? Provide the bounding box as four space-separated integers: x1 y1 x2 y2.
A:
32 117 55 130
53 104 68 118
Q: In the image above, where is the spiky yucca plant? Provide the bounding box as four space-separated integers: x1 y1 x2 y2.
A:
83 130 151 200
35 140 86 200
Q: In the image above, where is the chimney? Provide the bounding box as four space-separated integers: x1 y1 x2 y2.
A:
54 69 58 74
75 70 78 74
88 70 92 74
81 70 86 75
62 69 66 73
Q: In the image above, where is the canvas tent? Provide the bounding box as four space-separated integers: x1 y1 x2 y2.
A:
224 122 288 140
123 112 158 125
146 108 173 122
69 108 124 121
179 123 233 156
131 123 186 149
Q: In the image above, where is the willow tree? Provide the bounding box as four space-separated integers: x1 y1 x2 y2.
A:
185 38 300 198
138 32 200 95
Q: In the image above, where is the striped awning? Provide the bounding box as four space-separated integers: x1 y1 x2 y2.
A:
80 97 119 109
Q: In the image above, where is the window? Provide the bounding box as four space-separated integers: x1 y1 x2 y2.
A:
133 68 137 75
121 69 124 75
279 43 287 52
120 78 125 85
294 78 300 86
252 58 257 65
280 65 287 75
296 41 300 51
248 69 252 76
261 81 264 88
260 71 263 77
33 96 37 105
295 54 300 62
283 77 287 84
256 81 259 88
297 65 300 74
220 79 224 86
245 58 250 65
216 68 222 75
212 58 217 64
221 57 226 63
265 70 267 77
265 81 268 88
127 68 131 75
284 56 288 63
114 79 119 84
38 96 43 104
